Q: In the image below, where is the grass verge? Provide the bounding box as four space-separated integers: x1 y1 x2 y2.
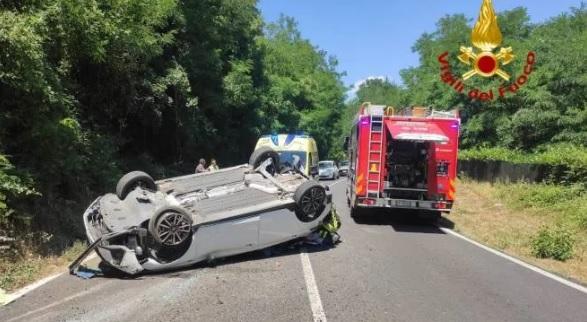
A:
0 241 86 292
445 178 587 284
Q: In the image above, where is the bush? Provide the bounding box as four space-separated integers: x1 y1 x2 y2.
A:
532 225 575 261
512 184 583 208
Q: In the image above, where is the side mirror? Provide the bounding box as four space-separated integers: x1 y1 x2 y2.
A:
343 136 350 151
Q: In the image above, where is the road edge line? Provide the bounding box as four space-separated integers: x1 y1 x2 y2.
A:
300 250 327 322
439 227 587 294
2 253 98 305
3 272 64 306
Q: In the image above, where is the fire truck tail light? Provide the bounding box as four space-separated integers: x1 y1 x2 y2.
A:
361 198 375 205
432 202 447 209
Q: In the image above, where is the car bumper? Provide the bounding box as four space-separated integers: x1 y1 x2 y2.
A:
72 198 146 275
356 197 453 211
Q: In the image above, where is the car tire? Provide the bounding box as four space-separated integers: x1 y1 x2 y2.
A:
149 206 193 247
249 147 280 175
293 180 326 222
116 171 157 200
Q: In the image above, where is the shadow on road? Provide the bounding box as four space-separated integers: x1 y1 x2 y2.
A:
91 237 337 280
351 208 455 234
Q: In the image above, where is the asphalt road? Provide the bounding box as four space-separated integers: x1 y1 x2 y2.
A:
1 179 586 322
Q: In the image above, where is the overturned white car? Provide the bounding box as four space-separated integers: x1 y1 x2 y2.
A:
70 147 332 275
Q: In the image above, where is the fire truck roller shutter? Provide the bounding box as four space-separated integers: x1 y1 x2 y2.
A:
384 120 449 143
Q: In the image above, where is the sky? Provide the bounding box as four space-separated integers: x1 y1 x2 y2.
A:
258 0 583 96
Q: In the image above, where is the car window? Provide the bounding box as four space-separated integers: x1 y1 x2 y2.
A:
319 161 333 169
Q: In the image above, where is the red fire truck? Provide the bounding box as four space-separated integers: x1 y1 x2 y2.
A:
344 103 460 218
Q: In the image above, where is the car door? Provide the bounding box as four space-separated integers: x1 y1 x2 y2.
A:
195 215 260 256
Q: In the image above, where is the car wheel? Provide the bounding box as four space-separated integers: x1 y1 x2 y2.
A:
116 171 156 200
249 147 280 175
149 206 193 246
293 180 326 222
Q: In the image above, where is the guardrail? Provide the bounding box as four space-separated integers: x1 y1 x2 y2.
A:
457 159 575 184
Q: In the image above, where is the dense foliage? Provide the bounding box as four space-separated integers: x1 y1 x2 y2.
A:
0 1 345 241
344 5 587 153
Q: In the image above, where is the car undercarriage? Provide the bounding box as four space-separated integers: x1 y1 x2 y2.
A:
70 148 333 275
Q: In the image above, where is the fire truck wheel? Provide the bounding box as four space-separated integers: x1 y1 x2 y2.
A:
294 181 326 222
249 147 280 175
116 171 157 200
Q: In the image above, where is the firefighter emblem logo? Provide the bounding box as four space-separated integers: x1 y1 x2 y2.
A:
437 0 535 101
458 0 514 81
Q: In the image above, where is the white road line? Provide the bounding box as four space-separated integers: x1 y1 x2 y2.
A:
3 253 98 306
439 227 587 294
300 250 327 322
3 272 63 306
6 280 113 322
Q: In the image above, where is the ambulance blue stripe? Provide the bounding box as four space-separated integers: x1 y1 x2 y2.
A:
284 134 296 146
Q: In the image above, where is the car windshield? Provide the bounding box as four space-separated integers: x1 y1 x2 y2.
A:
278 151 307 170
319 161 333 169
339 161 349 167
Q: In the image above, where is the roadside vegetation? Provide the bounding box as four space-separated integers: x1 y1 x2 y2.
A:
0 241 86 291
447 179 587 284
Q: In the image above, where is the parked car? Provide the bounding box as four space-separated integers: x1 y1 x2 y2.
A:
318 160 339 180
70 147 332 275
338 160 350 176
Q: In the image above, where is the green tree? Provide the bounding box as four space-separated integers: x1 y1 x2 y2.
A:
259 16 346 159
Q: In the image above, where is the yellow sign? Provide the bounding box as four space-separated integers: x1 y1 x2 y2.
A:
457 0 514 81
